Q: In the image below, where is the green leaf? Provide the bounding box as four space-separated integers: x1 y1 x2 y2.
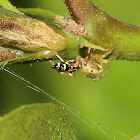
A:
0 103 77 140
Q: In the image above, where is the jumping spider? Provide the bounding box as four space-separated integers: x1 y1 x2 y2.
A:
51 48 120 80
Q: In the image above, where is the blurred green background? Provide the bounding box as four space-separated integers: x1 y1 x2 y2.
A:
0 0 140 139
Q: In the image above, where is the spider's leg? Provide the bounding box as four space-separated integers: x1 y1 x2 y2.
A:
75 56 82 67
101 48 114 58
60 71 76 76
56 54 65 62
91 49 120 64
99 52 120 63
49 60 55 65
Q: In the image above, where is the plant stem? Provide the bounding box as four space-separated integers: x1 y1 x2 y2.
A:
18 8 67 25
0 0 22 14
64 0 140 61
1 0 140 61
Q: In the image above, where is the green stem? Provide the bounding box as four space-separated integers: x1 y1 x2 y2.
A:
2 0 140 63
0 0 22 14
64 0 140 61
0 50 57 68
18 8 67 25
